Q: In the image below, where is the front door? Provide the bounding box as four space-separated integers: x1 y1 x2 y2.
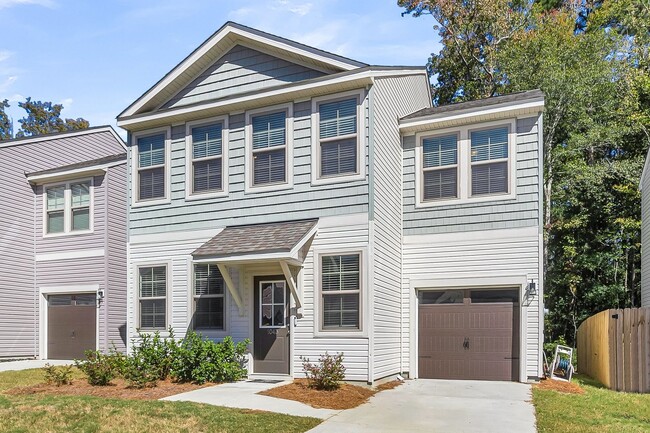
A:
253 277 290 374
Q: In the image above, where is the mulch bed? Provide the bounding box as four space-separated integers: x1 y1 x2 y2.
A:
258 378 402 410
534 377 584 394
5 378 212 400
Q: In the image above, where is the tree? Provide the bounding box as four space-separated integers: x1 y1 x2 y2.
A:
0 99 11 141
15 97 89 138
399 0 530 104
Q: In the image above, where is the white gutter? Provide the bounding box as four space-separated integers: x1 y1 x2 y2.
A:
26 159 125 184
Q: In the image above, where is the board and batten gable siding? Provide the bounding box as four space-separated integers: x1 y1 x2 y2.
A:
0 130 124 358
162 45 326 110
106 163 128 351
128 96 370 236
368 74 431 381
402 116 541 235
642 165 650 307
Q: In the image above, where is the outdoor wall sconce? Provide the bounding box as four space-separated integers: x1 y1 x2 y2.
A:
97 289 105 306
526 280 537 298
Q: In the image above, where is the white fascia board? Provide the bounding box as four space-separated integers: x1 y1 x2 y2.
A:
120 23 366 118
0 126 124 149
27 160 124 184
117 69 426 129
639 145 650 190
399 99 545 134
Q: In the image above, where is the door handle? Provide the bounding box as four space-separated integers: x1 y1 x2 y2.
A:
463 337 470 350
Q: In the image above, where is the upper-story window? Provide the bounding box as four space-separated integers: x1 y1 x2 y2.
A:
416 120 515 207
137 133 165 201
422 134 458 201
470 127 509 196
312 91 365 185
45 180 92 235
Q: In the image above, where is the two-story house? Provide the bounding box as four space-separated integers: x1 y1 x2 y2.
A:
0 127 128 360
116 22 544 383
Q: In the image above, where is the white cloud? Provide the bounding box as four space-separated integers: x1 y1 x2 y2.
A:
0 76 17 93
0 50 12 62
0 0 56 9
59 97 73 108
228 7 255 20
274 1 312 16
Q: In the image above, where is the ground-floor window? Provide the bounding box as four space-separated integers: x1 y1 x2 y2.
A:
320 253 361 330
193 264 225 330
138 265 167 330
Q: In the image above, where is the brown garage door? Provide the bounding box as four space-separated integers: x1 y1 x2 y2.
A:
48 294 97 359
418 289 520 381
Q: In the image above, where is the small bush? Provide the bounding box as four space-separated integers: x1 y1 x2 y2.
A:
130 328 180 381
170 332 249 384
43 364 73 386
105 344 129 376
75 351 116 386
121 358 160 389
300 352 346 390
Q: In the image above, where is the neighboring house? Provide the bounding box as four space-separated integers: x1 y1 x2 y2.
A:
0 127 128 360
641 150 650 307
116 21 545 383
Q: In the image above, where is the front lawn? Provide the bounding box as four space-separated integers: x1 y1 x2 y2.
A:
0 369 321 433
533 375 650 433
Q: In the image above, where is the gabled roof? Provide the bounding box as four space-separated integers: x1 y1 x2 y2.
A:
26 153 126 183
119 21 368 119
0 126 125 150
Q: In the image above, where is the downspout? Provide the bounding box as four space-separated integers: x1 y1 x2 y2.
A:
537 110 545 379
367 82 376 384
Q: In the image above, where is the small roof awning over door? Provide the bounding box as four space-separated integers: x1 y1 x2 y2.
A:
192 218 318 264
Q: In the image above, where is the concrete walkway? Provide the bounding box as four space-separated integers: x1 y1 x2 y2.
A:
0 359 70 372
307 379 537 433
162 380 340 420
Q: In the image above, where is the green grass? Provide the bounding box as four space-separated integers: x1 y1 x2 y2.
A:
533 375 650 433
0 369 320 433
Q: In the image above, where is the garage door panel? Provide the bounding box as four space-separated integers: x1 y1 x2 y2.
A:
47 294 96 360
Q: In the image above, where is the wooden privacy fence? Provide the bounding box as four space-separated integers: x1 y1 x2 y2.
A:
577 308 649 393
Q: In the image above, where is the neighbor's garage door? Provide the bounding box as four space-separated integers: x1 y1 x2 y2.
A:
418 289 520 381
47 294 97 359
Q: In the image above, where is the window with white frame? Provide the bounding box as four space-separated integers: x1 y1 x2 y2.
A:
422 134 458 201
137 133 166 201
190 123 223 194
251 111 287 186
320 254 361 330
193 264 225 330
138 266 167 330
470 127 509 196
317 98 358 178
45 180 91 235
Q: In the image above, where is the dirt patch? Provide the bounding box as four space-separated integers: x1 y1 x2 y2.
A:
5 378 212 400
258 378 402 410
535 378 584 394
376 380 402 392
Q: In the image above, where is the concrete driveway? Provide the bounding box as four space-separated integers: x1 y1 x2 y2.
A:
308 379 537 433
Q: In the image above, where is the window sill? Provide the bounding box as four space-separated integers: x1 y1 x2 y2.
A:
43 229 94 239
415 192 517 209
185 190 228 201
244 182 293 195
131 197 171 208
311 172 365 187
313 330 368 339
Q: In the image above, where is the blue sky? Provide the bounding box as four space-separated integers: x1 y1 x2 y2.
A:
0 0 440 135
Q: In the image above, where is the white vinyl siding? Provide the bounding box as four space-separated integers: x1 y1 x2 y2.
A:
44 180 92 235
422 134 458 201
138 265 167 330
251 111 287 186
471 127 509 196
191 123 224 194
137 134 166 201
193 264 225 330
320 254 361 330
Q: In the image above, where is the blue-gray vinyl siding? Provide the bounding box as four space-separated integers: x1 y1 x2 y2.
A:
402 116 541 236
129 97 370 236
0 130 126 358
369 74 431 380
162 45 326 109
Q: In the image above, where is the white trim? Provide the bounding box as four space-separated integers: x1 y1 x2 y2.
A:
0 126 125 149
133 260 173 333
27 159 124 184
35 248 105 262
185 115 230 201
131 126 172 208
280 260 302 309
257 280 288 329
311 89 367 186
409 279 528 383
414 119 517 208
312 247 368 338
244 103 294 194
399 99 545 134
117 69 427 129
39 285 100 360
42 177 95 238
120 23 366 118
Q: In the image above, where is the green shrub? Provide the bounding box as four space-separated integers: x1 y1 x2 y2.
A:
300 352 346 390
121 358 160 389
129 328 180 381
42 363 73 386
105 344 129 376
170 332 249 384
75 351 115 386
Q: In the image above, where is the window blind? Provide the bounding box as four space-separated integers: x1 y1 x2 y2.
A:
138 134 165 167
252 112 286 149
423 135 457 168
254 148 285 185
139 167 165 200
319 98 357 139
472 161 508 195
192 124 222 159
193 159 222 192
471 127 508 162
321 138 357 177
423 168 457 200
